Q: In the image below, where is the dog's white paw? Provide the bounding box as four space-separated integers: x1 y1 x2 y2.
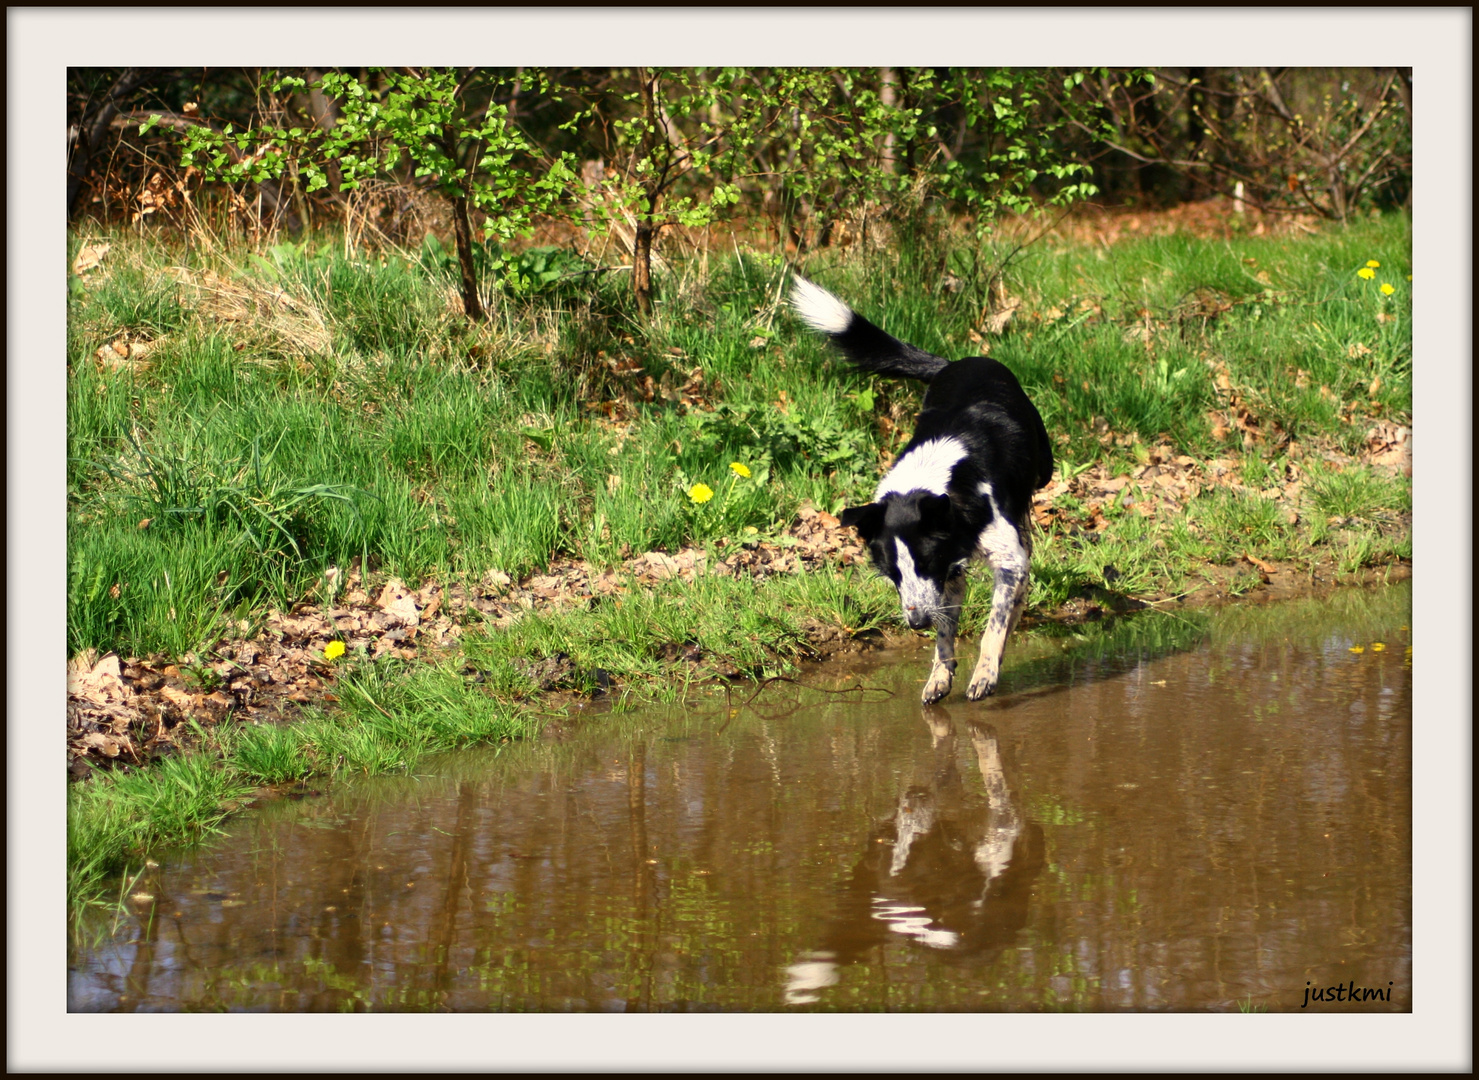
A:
965 678 997 701
921 666 954 704
966 661 999 701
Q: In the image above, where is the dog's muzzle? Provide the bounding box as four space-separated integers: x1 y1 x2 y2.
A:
903 605 933 630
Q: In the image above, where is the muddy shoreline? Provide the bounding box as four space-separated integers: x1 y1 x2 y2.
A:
67 531 1410 781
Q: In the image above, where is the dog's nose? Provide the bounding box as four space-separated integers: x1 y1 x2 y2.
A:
904 606 930 630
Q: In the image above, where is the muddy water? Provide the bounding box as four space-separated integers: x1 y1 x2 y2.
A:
70 585 1411 1012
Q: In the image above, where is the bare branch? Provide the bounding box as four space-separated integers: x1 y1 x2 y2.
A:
68 67 152 218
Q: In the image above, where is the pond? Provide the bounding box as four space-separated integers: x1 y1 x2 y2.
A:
69 584 1411 1012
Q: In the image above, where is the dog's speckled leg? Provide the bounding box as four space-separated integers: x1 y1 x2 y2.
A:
967 524 1031 701
921 578 965 704
922 657 956 704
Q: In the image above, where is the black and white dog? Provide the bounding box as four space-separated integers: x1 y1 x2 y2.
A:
790 276 1054 704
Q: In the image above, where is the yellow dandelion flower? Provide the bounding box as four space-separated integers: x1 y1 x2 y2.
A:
688 483 715 504
1356 267 1375 280
1348 645 1365 654
729 462 752 479
1365 260 1381 269
1370 642 1386 652
324 640 346 661
1380 283 1395 296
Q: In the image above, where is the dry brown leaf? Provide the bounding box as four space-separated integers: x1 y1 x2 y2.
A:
73 243 111 275
981 294 1020 336
159 685 196 711
375 580 420 627
1243 552 1277 575
68 652 128 703
83 732 122 757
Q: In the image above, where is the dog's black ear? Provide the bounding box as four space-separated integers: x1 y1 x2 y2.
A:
917 492 955 532
839 502 885 541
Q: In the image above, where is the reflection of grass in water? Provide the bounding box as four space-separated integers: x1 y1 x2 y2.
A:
1028 795 1088 827
1207 579 1411 650
999 580 1410 701
314 700 703 812
997 609 1212 699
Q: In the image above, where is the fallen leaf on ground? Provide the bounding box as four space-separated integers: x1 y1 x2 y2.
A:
73 243 110 275
1243 552 1277 575
375 579 421 627
68 653 128 704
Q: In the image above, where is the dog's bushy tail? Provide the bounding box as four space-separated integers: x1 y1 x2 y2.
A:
790 276 949 382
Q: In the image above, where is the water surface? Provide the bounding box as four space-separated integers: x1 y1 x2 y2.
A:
70 584 1411 1012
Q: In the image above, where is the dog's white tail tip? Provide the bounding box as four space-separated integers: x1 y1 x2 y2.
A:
789 275 853 335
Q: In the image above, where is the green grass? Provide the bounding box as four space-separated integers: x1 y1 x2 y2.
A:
1306 461 1410 521
68 214 1410 660
462 565 897 698
1012 220 1412 454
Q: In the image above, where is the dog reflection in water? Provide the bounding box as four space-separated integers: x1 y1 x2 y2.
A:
783 714 1043 1005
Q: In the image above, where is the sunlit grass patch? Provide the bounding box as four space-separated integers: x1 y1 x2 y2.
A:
233 723 314 785
461 567 898 699
67 748 254 906
1305 463 1410 522
1190 488 1298 561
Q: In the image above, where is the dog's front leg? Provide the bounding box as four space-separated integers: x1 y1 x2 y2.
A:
921 577 966 704
967 532 1030 701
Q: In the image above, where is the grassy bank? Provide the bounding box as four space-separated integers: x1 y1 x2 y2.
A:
66 207 1412 908
68 662 538 910
68 211 1410 659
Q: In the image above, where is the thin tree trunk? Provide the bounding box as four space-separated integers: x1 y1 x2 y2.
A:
879 67 899 174
442 126 485 322
450 190 485 322
632 220 655 318
633 69 664 319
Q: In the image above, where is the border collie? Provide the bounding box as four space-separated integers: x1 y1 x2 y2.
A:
790 276 1054 703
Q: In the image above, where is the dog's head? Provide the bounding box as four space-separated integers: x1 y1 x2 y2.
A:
841 493 969 630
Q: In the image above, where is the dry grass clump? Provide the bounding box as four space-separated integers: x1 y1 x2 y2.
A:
160 264 332 358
